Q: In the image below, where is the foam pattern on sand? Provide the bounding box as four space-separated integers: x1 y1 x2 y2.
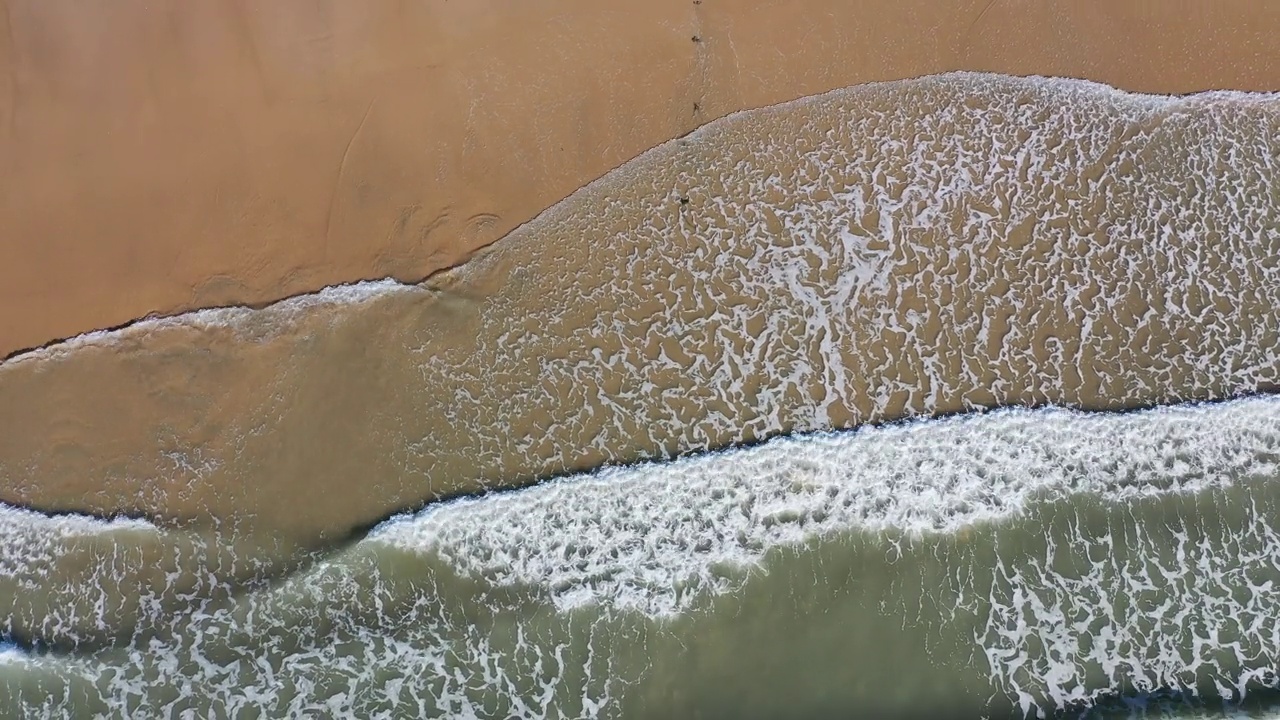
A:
2 278 415 366
407 72 1280 496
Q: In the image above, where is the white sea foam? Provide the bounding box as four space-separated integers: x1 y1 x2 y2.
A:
0 640 26 663
402 71 1280 498
2 72 1280 718
375 396 1280 617
1 278 416 367
1 396 1278 717
0 504 157 579
371 396 1280 716
0 502 291 654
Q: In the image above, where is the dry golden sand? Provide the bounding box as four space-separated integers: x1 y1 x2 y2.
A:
2 0 1279 357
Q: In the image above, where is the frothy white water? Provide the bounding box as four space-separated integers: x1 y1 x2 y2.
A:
0 503 156 555
404 71 1280 502
2 71 1280 716
4 73 1280 546
377 397 1280 616
0 503 293 654
976 492 1280 716
2 397 1280 717
374 396 1280 717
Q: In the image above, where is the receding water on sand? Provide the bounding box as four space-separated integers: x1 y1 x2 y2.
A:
2 73 1280 717
4 73 1280 543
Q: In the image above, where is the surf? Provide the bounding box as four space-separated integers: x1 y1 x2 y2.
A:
2 397 1280 717
2 73 1278 550
2 72 1280 717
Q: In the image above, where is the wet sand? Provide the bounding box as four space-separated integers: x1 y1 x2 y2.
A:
3 0 1280 357
2 74 1277 550
4 15 1280 709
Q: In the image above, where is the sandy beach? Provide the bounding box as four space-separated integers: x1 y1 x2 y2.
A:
3 72 1279 546
2 0 1279 358
5 5 1280 716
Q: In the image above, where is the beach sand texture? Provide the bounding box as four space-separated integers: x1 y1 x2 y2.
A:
2 0 1279 358
4 7 1280 715
2 74 1277 550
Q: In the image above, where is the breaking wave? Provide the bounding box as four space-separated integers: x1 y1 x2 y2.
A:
3 397 1280 718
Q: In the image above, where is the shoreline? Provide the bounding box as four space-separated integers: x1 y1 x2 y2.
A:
5 70 1280 368
3 0 1279 357
2 73 1278 547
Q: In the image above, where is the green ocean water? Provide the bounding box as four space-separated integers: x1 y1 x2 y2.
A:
3 400 1280 718
2 73 1280 718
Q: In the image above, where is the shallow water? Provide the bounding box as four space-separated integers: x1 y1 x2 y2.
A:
2 73 1280 717
3 400 1280 717
2 73 1278 544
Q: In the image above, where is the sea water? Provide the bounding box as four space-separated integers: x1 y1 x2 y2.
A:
1 73 1279 717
